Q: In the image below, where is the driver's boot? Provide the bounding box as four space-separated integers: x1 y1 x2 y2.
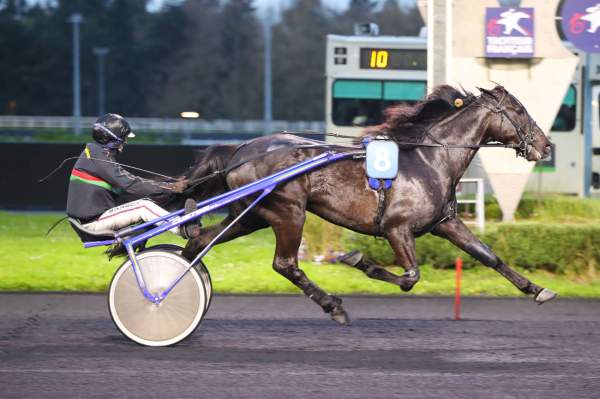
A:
181 198 202 239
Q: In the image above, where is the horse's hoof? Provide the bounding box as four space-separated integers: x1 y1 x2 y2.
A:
399 269 419 292
534 288 557 305
338 250 363 267
106 244 126 259
330 306 351 325
399 282 414 292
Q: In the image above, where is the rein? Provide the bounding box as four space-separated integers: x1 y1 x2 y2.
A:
39 156 178 183
38 142 362 189
282 130 521 150
285 87 536 155
185 143 364 190
42 90 533 189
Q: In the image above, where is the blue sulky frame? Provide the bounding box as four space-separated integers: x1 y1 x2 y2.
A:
83 151 355 305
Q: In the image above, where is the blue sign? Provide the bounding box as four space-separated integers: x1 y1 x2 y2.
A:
366 140 398 179
561 0 600 53
485 7 535 58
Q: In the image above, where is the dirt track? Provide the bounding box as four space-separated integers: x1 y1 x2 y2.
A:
1 294 599 398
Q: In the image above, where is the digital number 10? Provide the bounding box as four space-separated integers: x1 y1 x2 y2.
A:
369 50 389 68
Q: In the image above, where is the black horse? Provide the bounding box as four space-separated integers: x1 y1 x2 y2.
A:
177 85 555 324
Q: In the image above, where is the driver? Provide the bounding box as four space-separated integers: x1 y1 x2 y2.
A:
66 113 201 239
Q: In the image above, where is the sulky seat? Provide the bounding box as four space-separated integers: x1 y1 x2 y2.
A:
68 218 115 242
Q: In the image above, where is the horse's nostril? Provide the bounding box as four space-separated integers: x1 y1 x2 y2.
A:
544 144 552 156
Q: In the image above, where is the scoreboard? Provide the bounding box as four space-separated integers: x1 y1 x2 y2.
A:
325 34 427 141
359 48 427 70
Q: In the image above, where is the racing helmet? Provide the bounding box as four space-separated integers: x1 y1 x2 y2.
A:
92 113 136 145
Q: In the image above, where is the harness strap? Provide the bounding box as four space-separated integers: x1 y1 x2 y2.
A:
373 179 386 237
186 144 363 189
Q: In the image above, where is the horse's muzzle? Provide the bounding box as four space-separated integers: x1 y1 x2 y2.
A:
526 144 552 162
542 144 552 160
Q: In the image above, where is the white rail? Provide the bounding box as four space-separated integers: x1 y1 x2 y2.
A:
457 178 485 232
0 115 325 134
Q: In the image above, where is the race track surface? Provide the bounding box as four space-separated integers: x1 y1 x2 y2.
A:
1 294 599 398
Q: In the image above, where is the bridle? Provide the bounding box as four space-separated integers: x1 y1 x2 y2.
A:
476 87 537 158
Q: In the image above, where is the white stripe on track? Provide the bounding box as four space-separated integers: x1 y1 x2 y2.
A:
0 368 598 379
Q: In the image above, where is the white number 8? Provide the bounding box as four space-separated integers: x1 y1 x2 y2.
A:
373 148 391 172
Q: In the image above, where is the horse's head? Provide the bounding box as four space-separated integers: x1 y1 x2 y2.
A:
479 86 552 162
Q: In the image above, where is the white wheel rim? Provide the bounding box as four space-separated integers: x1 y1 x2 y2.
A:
109 251 206 346
197 264 212 310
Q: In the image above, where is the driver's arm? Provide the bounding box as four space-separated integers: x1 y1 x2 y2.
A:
97 162 182 196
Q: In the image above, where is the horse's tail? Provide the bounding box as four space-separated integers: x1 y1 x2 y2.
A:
185 144 240 199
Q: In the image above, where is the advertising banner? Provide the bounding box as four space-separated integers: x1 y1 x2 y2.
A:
561 0 600 53
485 7 535 58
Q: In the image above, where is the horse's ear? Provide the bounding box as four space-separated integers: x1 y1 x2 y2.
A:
477 86 495 98
489 80 504 89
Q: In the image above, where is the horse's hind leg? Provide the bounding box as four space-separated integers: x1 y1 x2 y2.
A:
340 227 420 292
432 218 556 304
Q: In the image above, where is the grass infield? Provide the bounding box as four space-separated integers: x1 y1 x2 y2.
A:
1 212 599 297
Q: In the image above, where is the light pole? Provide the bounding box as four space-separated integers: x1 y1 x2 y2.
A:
68 13 83 135
584 54 593 197
93 47 110 116
263 8 273 135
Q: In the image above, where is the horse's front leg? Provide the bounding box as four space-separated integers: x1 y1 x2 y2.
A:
340 227 420 292
270 217 350 325
432 217 556 303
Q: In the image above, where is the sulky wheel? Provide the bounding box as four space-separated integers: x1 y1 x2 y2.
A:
195 262 212 313
144 244 213 314
108 250 207 347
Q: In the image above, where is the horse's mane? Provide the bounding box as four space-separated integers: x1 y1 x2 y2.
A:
364 84 476 145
